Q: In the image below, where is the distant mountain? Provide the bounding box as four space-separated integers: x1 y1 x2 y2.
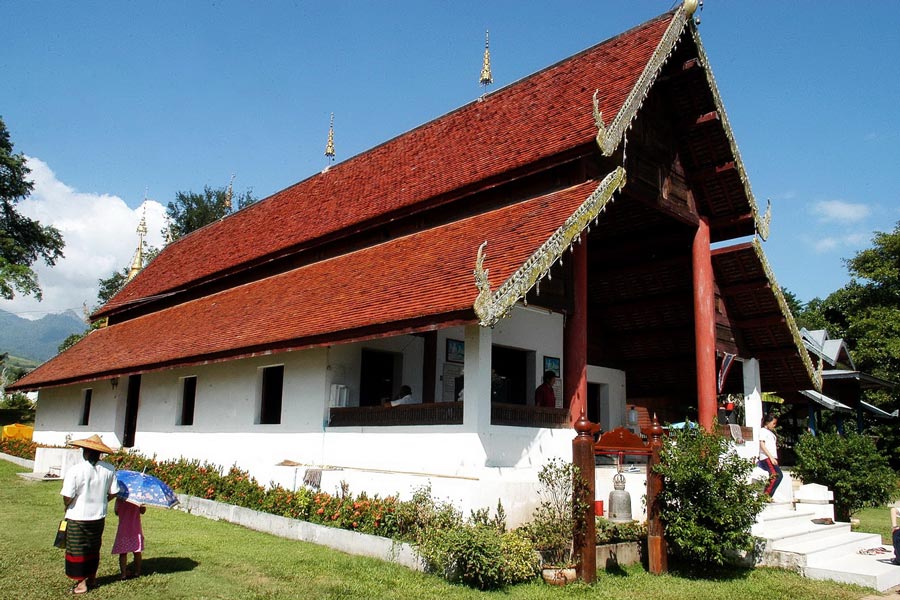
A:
0 309 88 363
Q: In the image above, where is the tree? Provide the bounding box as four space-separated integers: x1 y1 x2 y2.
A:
795 222 900 467
654 425 766 565
0 116 65 300
165 185 256 241
794 432 896 521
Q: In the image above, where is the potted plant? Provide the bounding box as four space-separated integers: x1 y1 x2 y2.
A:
528 458 589 585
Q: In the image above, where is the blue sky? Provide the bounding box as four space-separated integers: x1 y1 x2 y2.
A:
2 1 899 318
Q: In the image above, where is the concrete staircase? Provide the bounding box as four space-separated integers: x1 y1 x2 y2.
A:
753 485 900 592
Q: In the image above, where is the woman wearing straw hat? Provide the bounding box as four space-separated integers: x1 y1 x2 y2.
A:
60 435 119 594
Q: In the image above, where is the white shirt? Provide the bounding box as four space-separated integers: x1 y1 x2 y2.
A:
758 427 778 461
390 394 417 407
61 460 119 521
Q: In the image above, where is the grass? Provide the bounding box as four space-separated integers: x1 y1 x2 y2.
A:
854 505 896 545
0 459 881 600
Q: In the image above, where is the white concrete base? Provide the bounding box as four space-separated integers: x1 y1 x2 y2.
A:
176 494 424 571
33 447 81 478
0 451 34 470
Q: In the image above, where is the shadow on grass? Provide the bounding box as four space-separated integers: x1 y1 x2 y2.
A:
596 557 755 582
666 558 754 582
142 556 200 575
94 556 200 587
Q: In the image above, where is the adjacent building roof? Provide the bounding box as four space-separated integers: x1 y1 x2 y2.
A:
800 389 852 413
801 328 855 369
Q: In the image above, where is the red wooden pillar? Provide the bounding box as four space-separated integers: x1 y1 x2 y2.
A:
646 414 668 574
572 411 596 583
692 217 716 431
564 238 588 426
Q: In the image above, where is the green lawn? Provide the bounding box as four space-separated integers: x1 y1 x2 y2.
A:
0 459 880 600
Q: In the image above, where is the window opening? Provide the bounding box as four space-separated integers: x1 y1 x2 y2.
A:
79 389 92 426
178 376 197 426
259 365 284 424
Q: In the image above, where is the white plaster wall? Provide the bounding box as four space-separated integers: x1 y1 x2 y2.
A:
33 380 126 448
587 365 627 431
325 335 425 407
30 310 581 525
493 306 564 406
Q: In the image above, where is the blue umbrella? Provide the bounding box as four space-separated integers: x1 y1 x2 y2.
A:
116 470 179 508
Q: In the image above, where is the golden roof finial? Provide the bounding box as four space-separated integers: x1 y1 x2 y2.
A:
479 30 493 88
225 173 235 213
127 207 148 282
324 113 336 163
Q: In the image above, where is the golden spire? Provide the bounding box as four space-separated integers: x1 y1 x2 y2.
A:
324 113 336 163
127 208 148 282
224 173 235 213
479 30 493 88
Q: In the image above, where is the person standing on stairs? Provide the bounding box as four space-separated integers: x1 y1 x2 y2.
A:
758 413 783 499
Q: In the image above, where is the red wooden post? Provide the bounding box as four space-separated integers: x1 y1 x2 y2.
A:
645 414 668 574
692 217 717 430
564 237 588 426
572 410 596 583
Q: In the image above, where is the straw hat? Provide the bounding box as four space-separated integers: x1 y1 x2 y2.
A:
69 434 115 454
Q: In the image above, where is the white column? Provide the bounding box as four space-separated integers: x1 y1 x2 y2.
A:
743 358 763 428
462 323 492 432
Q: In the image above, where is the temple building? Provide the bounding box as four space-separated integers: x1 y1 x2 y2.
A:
11 4 817 521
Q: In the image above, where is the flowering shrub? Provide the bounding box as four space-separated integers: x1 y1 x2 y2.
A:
102 450 537 589
106 451 417 540
0 437 38 460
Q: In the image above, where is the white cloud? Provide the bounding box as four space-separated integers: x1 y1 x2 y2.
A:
0 157 166 319
812 237 839 253
811 200 871 223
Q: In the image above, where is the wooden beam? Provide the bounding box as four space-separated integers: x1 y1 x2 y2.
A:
750 347 805 361
718 280 771 296
708 213 755 232
733 315 787 329
678 111 719 133
691 161 736 182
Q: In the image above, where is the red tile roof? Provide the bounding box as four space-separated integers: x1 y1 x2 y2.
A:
100 11 678 316
14 181 601 390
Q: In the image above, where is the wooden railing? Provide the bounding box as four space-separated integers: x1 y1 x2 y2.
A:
490 403 570 428
328 402 463 427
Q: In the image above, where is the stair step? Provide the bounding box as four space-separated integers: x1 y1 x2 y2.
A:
773 531 883 559
803 551 900 592
756 520 850 543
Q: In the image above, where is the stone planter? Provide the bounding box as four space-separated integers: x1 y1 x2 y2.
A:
596 541 643 569
541 567 577 586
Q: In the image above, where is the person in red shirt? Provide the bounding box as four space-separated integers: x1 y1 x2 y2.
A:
535 370 558 408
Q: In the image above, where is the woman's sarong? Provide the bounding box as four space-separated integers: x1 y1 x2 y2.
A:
65 519 106 581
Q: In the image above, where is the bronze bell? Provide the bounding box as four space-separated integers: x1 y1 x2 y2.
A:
608 472 633 522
